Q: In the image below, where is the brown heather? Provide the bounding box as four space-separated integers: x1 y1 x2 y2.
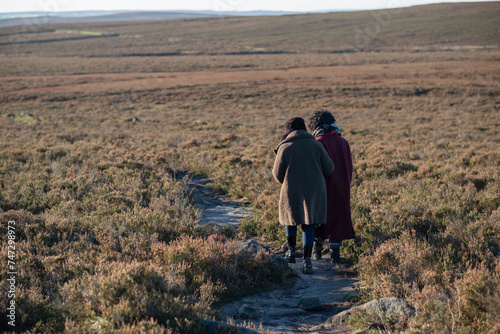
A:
1 2 499 332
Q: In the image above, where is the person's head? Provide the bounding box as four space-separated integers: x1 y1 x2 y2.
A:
307 108 336 132
282 117 307 140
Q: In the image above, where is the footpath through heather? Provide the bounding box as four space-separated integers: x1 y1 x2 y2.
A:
179 172 359 333
219 258 358 333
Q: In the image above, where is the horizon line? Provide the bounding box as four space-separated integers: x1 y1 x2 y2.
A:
0 1 495 16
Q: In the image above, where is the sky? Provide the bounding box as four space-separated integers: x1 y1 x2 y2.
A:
0 0 494 13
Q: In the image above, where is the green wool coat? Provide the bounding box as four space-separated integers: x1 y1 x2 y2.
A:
273 130 334 226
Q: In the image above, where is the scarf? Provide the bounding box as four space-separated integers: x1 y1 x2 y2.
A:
312 122 342 138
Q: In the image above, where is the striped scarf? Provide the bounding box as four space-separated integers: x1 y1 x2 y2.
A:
312 123 342 138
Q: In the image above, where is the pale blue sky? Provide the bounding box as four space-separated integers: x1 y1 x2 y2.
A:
0 0 494 13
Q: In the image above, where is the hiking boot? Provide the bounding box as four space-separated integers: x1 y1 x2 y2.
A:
285 247 296 263
313 240 323 260
302 245 313 274
302 257 313 274
284 236 296 263
329 243 341 265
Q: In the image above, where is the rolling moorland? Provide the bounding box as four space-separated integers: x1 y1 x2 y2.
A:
0 10 299 29
0 1 499 332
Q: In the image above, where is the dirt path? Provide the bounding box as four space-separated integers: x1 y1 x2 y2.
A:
177 171 252 227
178 172 357 333
219 258 357 333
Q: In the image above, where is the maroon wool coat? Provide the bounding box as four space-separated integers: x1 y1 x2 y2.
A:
315 132 355 241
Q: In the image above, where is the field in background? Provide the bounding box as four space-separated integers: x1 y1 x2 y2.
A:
1 2 499 332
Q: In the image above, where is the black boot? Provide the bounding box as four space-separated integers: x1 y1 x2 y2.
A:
303 245 313 274
285 236 296 263
329 243 341 265
313 239 323 260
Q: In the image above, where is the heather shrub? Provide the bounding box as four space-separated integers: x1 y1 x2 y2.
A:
455 261 500 333
357 206 500 332
0 142 284 332
358 230 436 300
61 261 211 332
409 260 500 334
348 306 413 333
0 184 291 333
64 318 172 333
153 235 294 304
0 282 64 332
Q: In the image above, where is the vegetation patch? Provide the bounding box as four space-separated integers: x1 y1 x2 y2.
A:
1 113 39 123
55 29 103 36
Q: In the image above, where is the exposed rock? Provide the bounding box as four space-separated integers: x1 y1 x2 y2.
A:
266 308 308 317
234 239 268 253
235 239 288 269
298 297 324 311
359 297 416 319
238 304 261 319
312 297 416 331
280 299 299 308
311 308 353 330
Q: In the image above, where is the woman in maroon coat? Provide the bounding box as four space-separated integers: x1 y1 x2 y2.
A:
307 108 355 264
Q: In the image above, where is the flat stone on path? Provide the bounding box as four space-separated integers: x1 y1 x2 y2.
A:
238 304 262 319
298 297 324 311
266 308 308 317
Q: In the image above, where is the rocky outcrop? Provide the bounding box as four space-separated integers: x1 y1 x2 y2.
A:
311 297 416 331
234 239 289 269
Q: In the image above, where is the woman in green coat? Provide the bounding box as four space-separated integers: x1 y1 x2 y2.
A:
273 117 334 274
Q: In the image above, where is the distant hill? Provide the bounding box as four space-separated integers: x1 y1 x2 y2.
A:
0 2 498 57
0 10 300 28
